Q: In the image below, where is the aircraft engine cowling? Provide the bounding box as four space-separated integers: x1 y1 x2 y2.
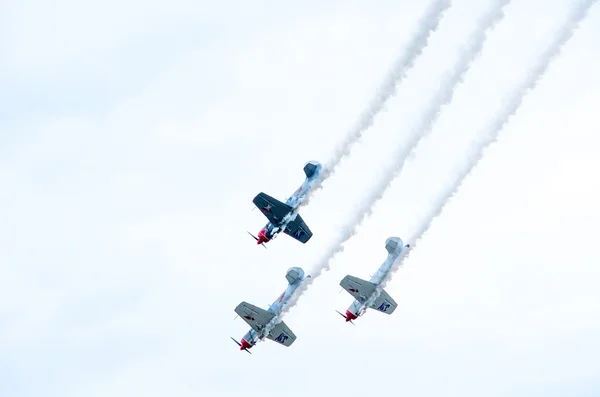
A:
285 267 305 284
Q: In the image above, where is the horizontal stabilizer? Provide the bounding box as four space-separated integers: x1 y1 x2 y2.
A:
368 289 397 315
339 275 376 304
253 193 293 225
234 302 275 332
283 214 313 243
266 321 297 347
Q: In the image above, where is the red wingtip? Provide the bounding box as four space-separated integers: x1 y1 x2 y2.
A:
345 310 358 322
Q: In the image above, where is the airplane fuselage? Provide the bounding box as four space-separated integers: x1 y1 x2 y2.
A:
255 161 322 245
239 268 310 350
346 237 408 321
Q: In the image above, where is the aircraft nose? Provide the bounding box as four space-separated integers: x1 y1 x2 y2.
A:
240 339 253 351
256 229 267 243
345 310 358 322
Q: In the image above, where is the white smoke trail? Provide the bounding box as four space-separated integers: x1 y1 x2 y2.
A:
298 0 451 208
268 0 511 324
381 0 597 288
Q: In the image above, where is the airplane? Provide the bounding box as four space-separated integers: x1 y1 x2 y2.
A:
231 267 310 353
337 236 410 324
248 161 322 247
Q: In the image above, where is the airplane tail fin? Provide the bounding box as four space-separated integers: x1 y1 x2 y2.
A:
385 237 411 255
385 237 404 254
303 161 321 179
285 267 305 284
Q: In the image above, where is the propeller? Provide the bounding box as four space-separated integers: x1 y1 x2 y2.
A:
335 310 355 325
247 231 267 249
230 337 252 354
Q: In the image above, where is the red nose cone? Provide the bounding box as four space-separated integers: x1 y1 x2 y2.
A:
345 310 358 322
240 338 253 351
257 229 270 245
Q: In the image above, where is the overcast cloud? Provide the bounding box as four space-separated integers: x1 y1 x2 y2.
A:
1 1 599 396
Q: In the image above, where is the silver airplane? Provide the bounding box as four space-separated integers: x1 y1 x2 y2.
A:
337 237 410 323
248 161 322 247
231 267 310 353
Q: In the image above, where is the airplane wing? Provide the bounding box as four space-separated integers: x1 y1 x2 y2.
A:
266 320 297 347
282 214 313 243
368 289 398 315
234 302 276 332
339 275 377 304
253 192 293 225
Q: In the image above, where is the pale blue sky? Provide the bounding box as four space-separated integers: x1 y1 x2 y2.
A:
1 1 599 396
